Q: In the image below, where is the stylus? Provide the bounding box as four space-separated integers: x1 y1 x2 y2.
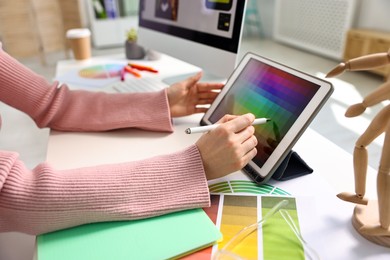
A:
185 118 271 134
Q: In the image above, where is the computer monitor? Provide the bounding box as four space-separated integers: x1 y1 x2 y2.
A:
137 0 246 83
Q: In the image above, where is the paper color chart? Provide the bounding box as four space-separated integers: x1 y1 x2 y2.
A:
262 196 303 259
184 194 305 260
78 64 123 79
208 180 290 195
209 58 320 167
219 195 258 259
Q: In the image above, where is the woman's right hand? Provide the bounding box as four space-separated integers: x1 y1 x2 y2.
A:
195 113 258 180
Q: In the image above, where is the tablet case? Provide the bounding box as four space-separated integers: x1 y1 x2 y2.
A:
271 150 313 181
244 150 313 184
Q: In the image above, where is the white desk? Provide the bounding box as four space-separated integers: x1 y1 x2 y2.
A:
54 53 201 93
38 55 390 259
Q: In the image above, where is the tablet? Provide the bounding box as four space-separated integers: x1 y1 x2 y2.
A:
200 52 333 184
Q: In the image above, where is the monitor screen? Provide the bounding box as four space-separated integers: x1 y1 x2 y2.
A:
138 0 246 80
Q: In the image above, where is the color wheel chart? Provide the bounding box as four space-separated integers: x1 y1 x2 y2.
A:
78 64 123 79
182 181 307 260
56 63 124 89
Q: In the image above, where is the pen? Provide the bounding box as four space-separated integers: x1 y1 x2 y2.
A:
120 67 126 81
185 118 271 134
128 63 158 73
125 65 142 78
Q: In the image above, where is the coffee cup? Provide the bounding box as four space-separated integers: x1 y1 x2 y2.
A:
66 28 91 60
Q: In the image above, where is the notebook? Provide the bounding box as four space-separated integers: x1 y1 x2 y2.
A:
37 209 221 260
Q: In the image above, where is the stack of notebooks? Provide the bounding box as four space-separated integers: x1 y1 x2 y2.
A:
37 209 221 260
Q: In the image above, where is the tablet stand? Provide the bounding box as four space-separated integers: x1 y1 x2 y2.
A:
244 150 313 184
271 150 313 181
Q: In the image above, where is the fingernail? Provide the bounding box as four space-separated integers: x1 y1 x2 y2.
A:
246 113 255 119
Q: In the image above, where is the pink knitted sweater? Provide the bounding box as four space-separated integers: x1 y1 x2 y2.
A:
0 45 210 235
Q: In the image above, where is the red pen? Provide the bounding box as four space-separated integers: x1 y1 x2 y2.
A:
125 65 142 78
128 63 158 73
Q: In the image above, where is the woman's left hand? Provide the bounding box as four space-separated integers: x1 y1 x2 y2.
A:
166 72 224 117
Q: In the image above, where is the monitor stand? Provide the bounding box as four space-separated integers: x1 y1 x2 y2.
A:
144 50 227 85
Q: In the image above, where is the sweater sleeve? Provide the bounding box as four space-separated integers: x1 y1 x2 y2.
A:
0 46 173 132
0 145 210 235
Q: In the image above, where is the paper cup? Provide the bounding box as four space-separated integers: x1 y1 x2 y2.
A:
66 28 91 60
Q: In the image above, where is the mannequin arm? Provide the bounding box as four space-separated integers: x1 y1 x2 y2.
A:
326 48 390 78
345 80 390 117
347 52 390 71
361 80 390 107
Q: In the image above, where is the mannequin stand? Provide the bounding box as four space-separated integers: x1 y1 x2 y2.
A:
352 200 390 247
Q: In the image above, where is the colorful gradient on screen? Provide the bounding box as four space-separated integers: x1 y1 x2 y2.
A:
210 58 320 167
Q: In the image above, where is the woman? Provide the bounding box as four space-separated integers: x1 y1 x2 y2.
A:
0 43 257 235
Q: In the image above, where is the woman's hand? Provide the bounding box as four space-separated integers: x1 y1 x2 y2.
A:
195 113 258 180
166 72 224 117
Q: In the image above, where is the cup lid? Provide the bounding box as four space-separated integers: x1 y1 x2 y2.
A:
66 28 91 39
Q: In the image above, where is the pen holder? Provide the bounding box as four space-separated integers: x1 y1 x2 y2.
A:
271 150 313 181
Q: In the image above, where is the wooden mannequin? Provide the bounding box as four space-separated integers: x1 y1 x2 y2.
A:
326 48 390 246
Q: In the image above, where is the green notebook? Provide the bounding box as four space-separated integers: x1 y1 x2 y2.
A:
37 209 221 260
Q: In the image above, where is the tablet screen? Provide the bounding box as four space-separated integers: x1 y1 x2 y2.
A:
208 58 321 168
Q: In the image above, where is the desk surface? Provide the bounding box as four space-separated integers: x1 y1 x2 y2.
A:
54 53 201 92
39 55 390 259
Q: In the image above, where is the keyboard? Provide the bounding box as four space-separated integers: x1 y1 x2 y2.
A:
111 77 169 93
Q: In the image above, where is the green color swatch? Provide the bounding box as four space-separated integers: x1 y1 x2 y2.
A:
262 197 304 260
